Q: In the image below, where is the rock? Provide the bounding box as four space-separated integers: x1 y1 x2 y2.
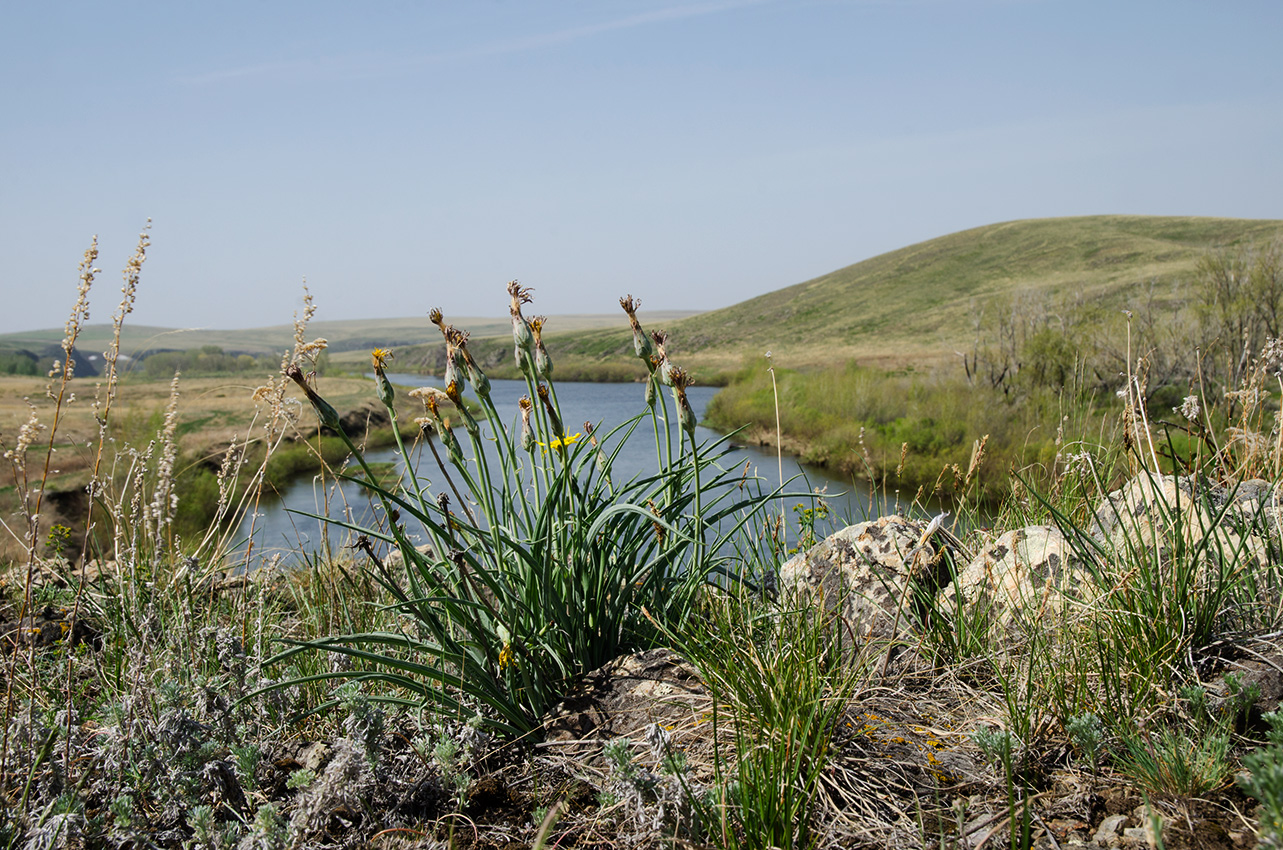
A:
1091 474 1210 550
1227 478 1283 536
1204 634 1283 715
1 603 100 649
778 515 957 643
1093 813 1128 846
542 648 706 752
338 404 390 436
1090 472 1269 575
941 525 1091 629
382 542 435 570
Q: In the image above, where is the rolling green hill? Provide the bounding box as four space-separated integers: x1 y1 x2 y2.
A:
673 215 1283 362
394 215 1283 382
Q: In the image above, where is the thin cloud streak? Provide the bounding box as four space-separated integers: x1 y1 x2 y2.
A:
435 0 773 61
176 0 771 86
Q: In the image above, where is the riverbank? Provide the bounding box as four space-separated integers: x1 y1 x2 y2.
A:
703 360 1097 507
0 373 420 562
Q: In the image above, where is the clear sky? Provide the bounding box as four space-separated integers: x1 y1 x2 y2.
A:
3 0 1281 334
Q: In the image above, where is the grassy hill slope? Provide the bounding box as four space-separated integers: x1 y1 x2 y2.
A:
517 216 1283 379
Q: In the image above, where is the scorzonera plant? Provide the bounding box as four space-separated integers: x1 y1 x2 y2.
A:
268 285 780 736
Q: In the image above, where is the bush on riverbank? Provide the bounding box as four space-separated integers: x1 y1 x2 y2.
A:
706 359 1091 505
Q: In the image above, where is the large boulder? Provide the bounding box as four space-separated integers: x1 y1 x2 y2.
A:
940 525 1091 630
1090 473 1210 550
1091 472 1269 574
1225 478 1283 538
777 515 956 643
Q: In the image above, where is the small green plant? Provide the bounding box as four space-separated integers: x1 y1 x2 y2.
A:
1065 712 1103 774
602 729 713 842
790 498 830 554
432 738 470 805
1241 712 1283 846
660 587 862 850
285 769 316 791
186 803 218 850
1117 724 1231 798
337 682 384 766
44 523 72 560
231 743 260 793
242 802 287 850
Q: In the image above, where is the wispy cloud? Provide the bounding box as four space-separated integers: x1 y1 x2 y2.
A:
437 0 772 60
177 0 771 86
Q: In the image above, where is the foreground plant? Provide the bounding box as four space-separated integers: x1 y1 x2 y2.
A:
657 587 864 850
270 285 779 736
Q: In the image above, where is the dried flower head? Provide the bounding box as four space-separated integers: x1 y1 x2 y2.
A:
620 295 641 321
408 386 450 404
620 294 653 361
506 280 534 317
429 308 446 333
1260 337 1283 377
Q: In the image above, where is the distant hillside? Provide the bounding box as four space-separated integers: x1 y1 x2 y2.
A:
0 313 698 366
512 215 1283 378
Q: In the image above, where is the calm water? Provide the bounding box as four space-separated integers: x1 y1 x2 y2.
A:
236 375 919 565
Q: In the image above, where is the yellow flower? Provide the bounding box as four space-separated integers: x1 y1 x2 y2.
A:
370 348 394 370
498 642 514 670
542 432 582 452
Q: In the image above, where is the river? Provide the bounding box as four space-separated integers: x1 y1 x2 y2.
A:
237 375 926 565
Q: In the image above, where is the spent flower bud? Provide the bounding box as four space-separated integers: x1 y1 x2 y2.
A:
531 316 553 379
507 281 535 352
444 380 479 437
286 363 340 431
536 383 563 439
620 295 653 361
651 331 674 386
668 366 697 436
448 326 491 399
518 396 535 452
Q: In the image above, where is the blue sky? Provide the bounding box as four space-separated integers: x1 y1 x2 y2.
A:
2 0 1281 334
